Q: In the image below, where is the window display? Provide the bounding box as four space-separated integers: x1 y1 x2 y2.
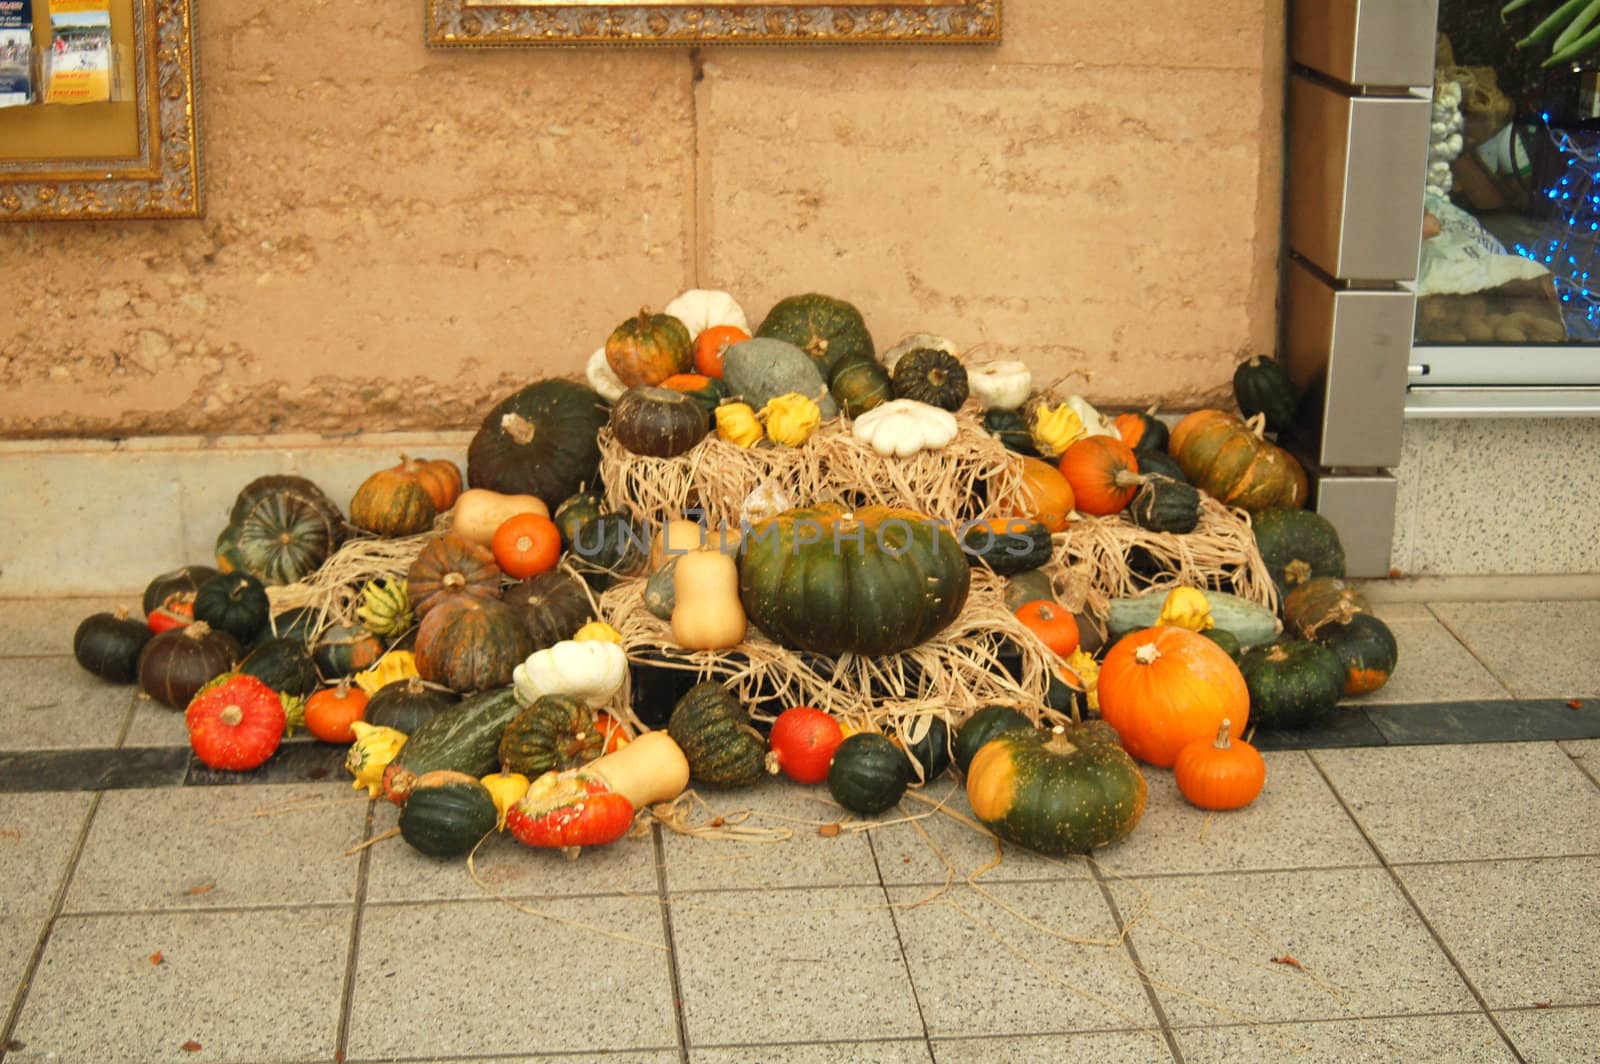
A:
1422 0 1600 344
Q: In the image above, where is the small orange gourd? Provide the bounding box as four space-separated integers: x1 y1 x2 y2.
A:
1173 718 1266 810
1057 435 1141 517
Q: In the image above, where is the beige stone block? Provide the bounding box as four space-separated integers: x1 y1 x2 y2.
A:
699 56 1272 407
995 0 1278 71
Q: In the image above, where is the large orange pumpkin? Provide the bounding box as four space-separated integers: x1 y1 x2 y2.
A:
1057 436 1140 516
1096 626 1249 767
1002 456 1076 533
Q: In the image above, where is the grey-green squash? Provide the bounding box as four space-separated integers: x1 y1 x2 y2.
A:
721 337 839 420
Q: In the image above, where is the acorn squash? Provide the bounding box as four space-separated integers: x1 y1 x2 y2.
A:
667 682 766 789
827 733 911 815
466 379 610 505
1237 639 1345 730
1252 507 1347 599
1312 613 1398 696
951 705 1034 776
398 771 500 858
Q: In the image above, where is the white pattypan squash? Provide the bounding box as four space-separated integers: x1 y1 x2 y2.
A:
585 346 627 402
513 639 628 708
1062 394 1117 439
663 289 750 338
881 332 959 373
967 361 1033 411
852 399 960 458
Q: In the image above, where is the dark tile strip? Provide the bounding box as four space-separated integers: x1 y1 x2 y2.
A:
1366 700 1600 745
0 747 189 793
183 740 351 786
1249 707 1389 750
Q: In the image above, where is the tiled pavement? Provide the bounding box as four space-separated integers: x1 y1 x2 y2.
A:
0 598 1597 1064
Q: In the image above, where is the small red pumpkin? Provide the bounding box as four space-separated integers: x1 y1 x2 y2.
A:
1013 600 1080 658
185 674 286 771
1057 435 1141 516
766 706 845 785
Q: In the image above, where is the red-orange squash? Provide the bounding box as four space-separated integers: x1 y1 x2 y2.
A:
1002 456 1076 533
1097 625 1249 768
1167 410 1305 513
1057 435 1141 516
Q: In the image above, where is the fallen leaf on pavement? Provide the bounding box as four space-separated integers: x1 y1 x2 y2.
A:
1270 955 1305 971
183 883 215 896
818 823 841 837
181 1040 202 1052
149 952 163 966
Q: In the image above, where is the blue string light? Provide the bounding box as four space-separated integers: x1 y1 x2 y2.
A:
1509 120 1600 338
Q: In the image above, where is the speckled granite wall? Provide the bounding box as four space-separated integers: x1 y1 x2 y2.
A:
0 1 1283 438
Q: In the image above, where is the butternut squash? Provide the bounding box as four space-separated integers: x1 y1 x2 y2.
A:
451 489 550 547
671 549 746 650
586 731 690 808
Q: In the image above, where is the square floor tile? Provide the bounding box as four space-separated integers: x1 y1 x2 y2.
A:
1430 601 1600 699
661 777 881 892
0 791 95 916
0 915 45 1024
671 886 922 1046
1562 738 1600 786
870 781 1094 887
7 907 349 1063
120 695 192 747
363 802 660 903
1399 857 1600 1009
1496 1005 1600 1064
1359 617 1514 706
349 897 677 1059
1111 868 1476 1026
64 782 366 912
1312 743 1600 863
1095 751 1375 877
0 598 132 657
889 880 1156 1037
1369 602 1438 624
931 1031 1172 1063
0 658 135 750
1174 1014 1513 1063
695 1041 933 1063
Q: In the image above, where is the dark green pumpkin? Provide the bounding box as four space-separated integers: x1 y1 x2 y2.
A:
236 638 321 698
644 557 679 620
1232 355 1298 434
501 570 595 649
1002 568 1055 612
900 716 952 784
499 694 621 776
755 292 875 379
891 348 969 411
1238 639 1345 729
609 386 709 458
827 733 911 815
963 519 1054 576
1201 627 1243 661
1253 507 1346 599
366 676 458 734
739 503 971 657
73 607 153 684
965 723 1147 855
215 476 345 587
398 771 500 858
952 705 1033 776
568 512 650 590
313 623 386 679
193 573 271 646
553 491 605 554
828 352 892 417
1132 449 1189 484
262 606 319 648
983 409 1039 456
142 566 220 617
382 686 524 804
466 379 610 505
1129 476 1201 534
667 682 766 788
1313 613 1398 697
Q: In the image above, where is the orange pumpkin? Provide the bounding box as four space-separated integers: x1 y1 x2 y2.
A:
1173 718 1266 811
1097 626 1248 768
303 680 370 744
605 308 693 388
1013 600 1080 657
387 455 464 512
693 324 749 378
1167 410 1305 513
1004 456 1076 533
1057 436 1141 516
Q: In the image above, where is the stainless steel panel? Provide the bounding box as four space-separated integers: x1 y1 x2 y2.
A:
1406 386 1600 417
1409 345 1600 387
1283 259 1413 467
1314 474 1398 578
1290 0 1440 88
1287 77 1431 281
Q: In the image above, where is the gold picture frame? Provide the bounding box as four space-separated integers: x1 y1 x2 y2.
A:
427 1 1001 47
0 0 201 221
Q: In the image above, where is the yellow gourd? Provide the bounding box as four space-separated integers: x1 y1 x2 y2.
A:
345 721 408 797
353 649 419 695
480 771 532 829
1067 648 1101 712
715 402 763 448
670 549 746 650
1158 587 1215 632
760 392 822 447
572 621 623 643
1029 402 1087 459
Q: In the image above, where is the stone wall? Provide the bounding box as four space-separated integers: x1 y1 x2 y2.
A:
0 1 1284 438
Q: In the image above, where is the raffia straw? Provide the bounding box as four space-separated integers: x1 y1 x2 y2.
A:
647 791 794 843
265 530 434 645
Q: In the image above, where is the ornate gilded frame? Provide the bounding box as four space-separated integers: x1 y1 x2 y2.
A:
0 0 201 221
427 1 1001 47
